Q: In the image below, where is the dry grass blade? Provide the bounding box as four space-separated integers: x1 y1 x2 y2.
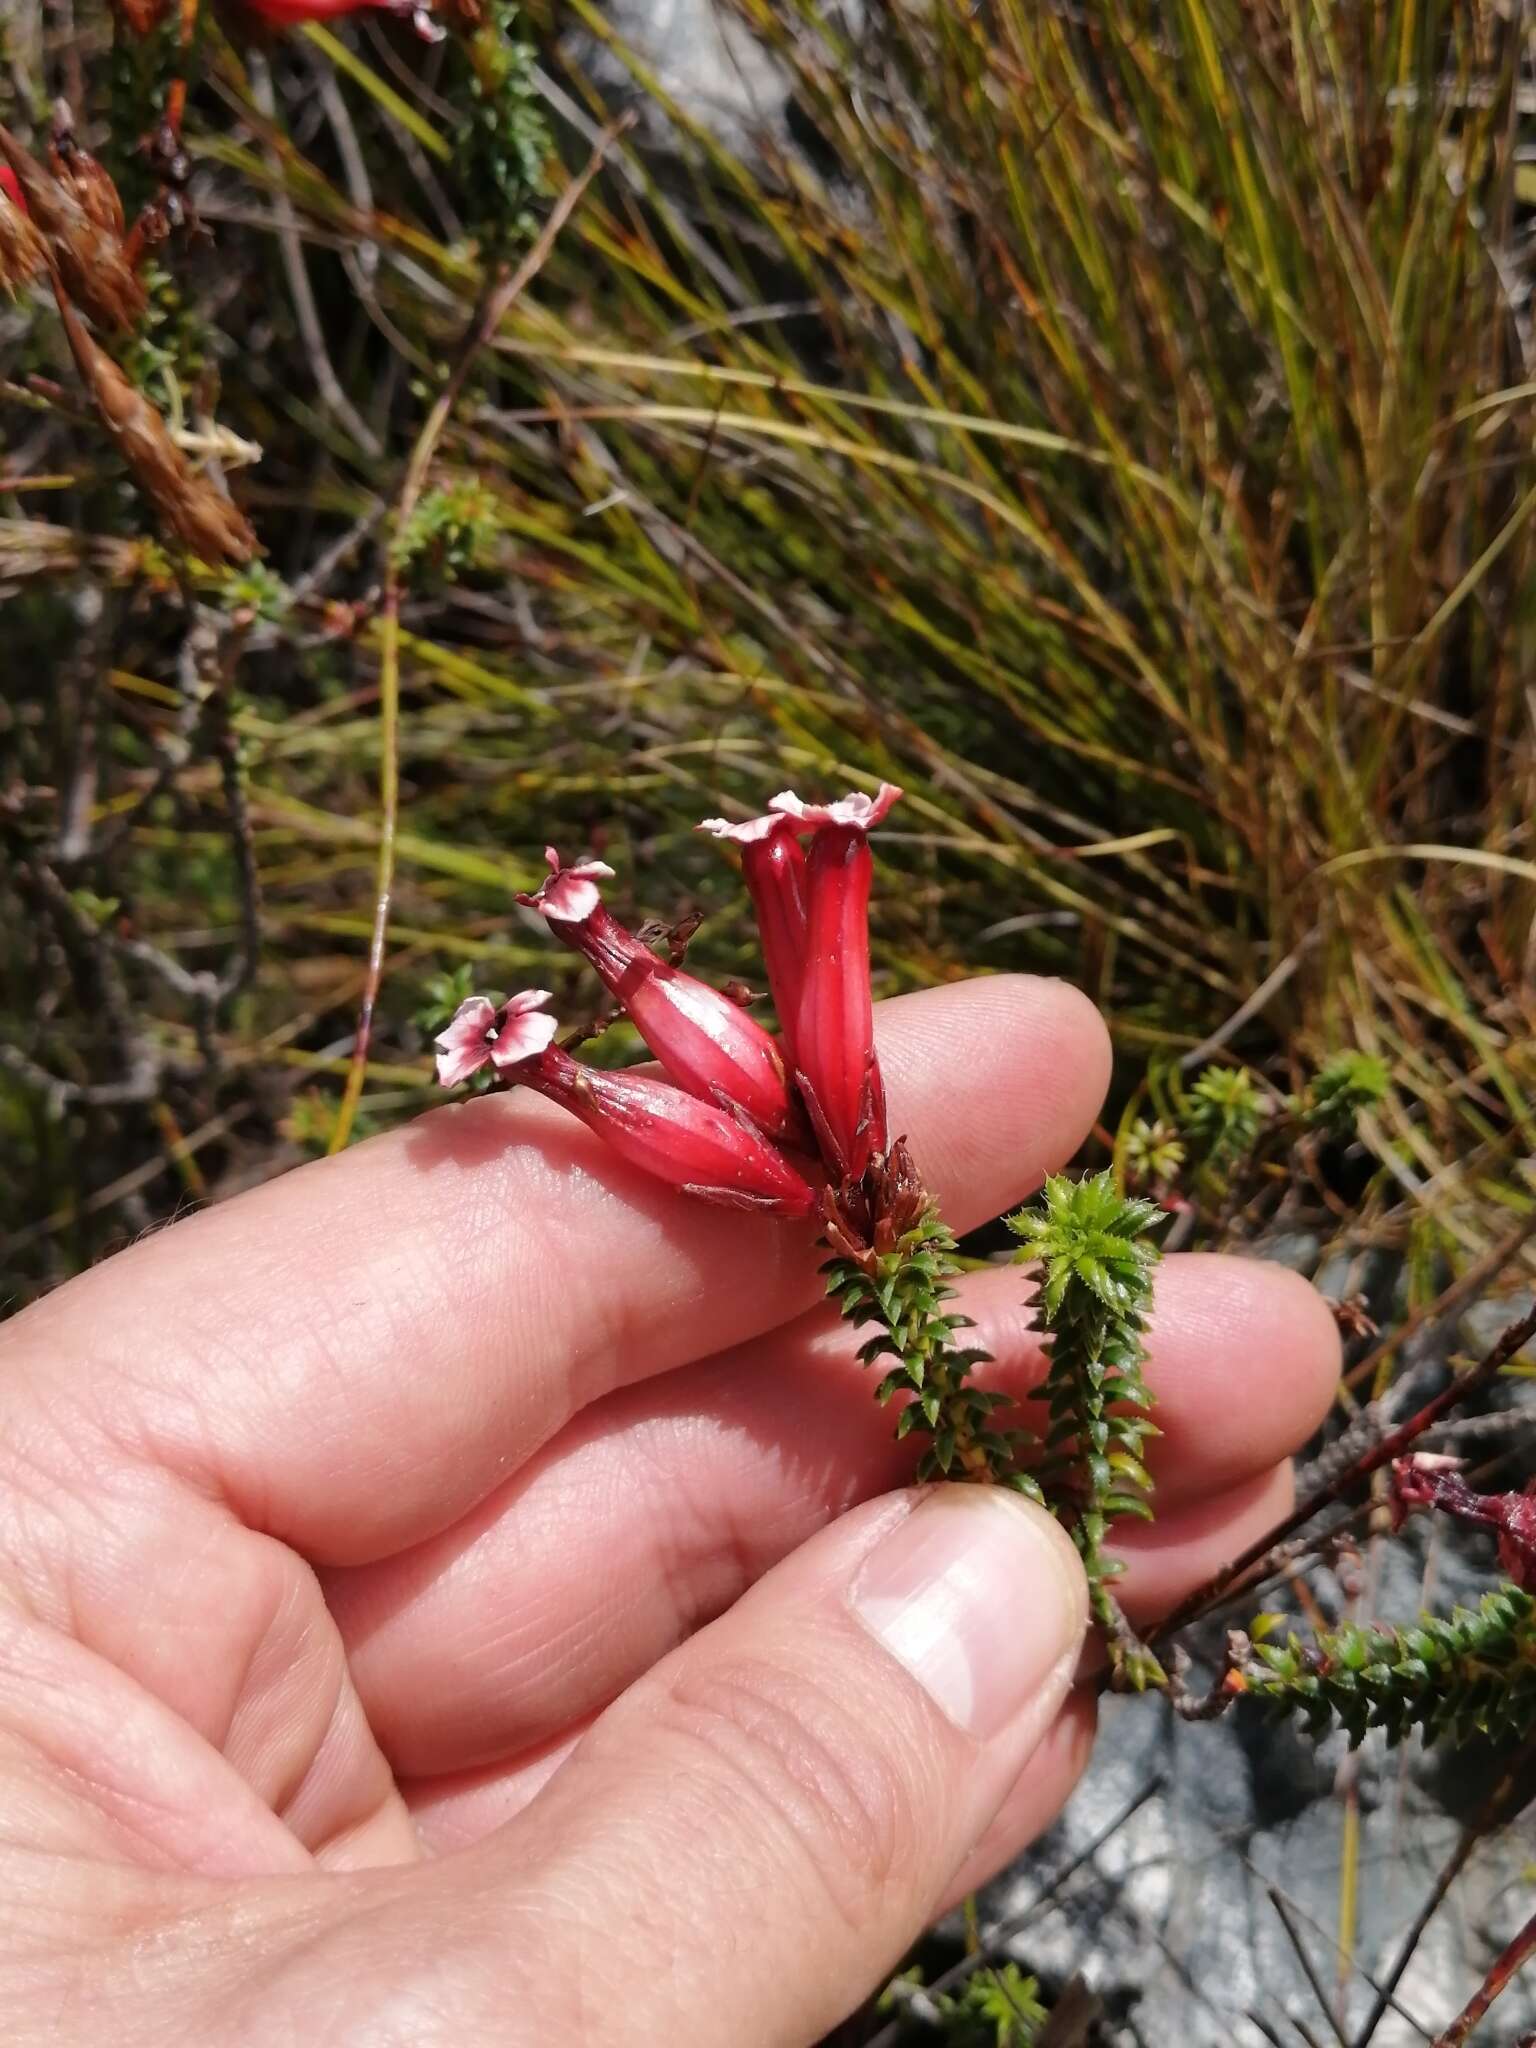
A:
326 113 633 1153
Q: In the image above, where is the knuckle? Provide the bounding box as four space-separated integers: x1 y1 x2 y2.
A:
658 1655 915 1935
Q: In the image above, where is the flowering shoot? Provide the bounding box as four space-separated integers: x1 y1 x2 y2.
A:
519 845 797 1139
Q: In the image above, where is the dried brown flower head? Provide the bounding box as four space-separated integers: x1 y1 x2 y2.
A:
0 178 44 297
56 294 258 565
0 124 146 332
819 1136 928 1272
48 130 127 241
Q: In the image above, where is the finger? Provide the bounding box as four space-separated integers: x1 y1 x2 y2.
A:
934 1688 1099 1915
406 1690 1103 1886
245 1489 1091 2047
396 1470 1300 1874
404 1730 585 1854
0 1427 417 1871
4 977 1109 1567
331 1256 1337 1773
1110 1461 1295 1623
0 1600 316 1880
395 1470 1291 1853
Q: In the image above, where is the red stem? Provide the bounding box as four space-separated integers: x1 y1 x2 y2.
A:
1152 1302 1536 1645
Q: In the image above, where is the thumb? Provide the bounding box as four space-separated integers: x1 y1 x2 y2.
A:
412 1487 1085 2045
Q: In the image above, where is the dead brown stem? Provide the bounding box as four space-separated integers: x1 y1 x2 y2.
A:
1153 1302 1536 1645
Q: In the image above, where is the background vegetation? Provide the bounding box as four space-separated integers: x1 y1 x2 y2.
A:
3 0 1532 1301
2 2 1535 2037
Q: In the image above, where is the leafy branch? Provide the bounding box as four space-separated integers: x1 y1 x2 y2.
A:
825 1159 1169 1688
1234 1583 1536 1749
822 1144 1038 1492
1007 1172 1165 1674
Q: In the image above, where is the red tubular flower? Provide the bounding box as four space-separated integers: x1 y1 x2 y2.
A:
529 1046 814 1216
1392 1455 1536 1591
0 160 42 299
517 847 798 1140
434 989 813 1216
768 785 902 1182
241 0 441 37
697 812 808 1060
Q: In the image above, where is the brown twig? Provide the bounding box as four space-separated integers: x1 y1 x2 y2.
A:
0 1040 162 1112
1152 1303 1536 1645
327 115 632 1154
1435 1905 1536 2046
1343 1211 1536 1393
1167 1632 1249 1721
1270 1887 1351 2048
1350 1731 1536 2048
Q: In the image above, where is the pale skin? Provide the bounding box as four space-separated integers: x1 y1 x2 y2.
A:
0 978 1339 2045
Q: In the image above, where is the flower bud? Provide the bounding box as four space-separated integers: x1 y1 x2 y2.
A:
696 812 807 1059
529 1046 815 1217
433 988 812 1214
767 784 901 1181
518 848 798 1140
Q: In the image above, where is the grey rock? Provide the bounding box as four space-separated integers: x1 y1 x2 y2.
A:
586 0 792 150
1459 1289 1536 1360
944 1525 1535 2044
1251 1230 1323 1277
971 1681 1536 2046
1316 1246 1401 1315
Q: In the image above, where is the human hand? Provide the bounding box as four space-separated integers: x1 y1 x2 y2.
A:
0 978 1337 2045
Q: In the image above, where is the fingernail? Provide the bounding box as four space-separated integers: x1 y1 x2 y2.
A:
849 1491 1085 1739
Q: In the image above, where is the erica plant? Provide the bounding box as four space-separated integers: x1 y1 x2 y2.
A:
428 797 1536 1745
429 788 1189 1684
1008 1175 1165 1681
432 785 1063 1498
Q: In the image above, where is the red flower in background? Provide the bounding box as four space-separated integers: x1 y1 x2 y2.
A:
1391 1454 1536 1592
240 0 442 38
0 157 42 298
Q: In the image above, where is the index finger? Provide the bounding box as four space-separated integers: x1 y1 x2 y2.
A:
4 976 1109 1565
